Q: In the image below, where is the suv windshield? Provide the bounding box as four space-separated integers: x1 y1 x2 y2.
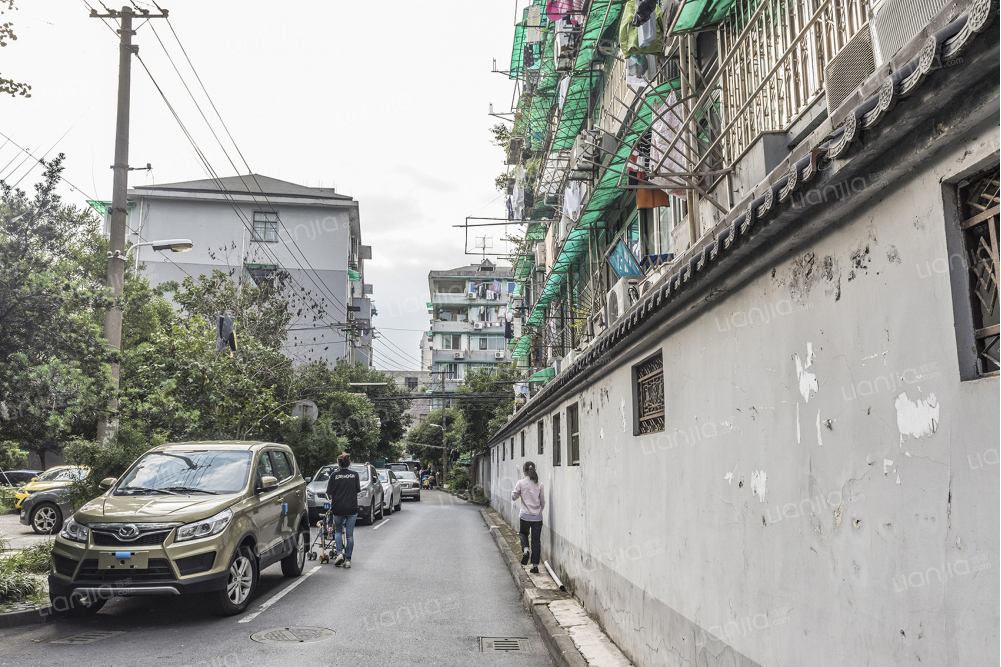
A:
349 465 370 482
116 450 253 496
35 467 87 482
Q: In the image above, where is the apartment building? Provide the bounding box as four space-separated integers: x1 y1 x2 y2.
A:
426 259 517 383
487 1 999 665
94 174 375 366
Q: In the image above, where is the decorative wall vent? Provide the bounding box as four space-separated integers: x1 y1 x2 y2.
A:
871 0 949 65
825 25 876 115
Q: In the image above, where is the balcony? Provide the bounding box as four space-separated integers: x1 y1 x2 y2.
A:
431 292 507 306
431 349 511 365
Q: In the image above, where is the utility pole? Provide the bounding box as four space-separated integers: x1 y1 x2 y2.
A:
92 5 168 442
440 371 447 483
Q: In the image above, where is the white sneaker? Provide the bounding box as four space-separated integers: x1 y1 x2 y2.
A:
343 560 351 569
333 553 345 566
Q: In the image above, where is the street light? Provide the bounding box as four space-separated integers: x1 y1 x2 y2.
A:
130 238 193 253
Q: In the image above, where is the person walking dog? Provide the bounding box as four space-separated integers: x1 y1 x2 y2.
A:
512 461 545 573
326 453 360 569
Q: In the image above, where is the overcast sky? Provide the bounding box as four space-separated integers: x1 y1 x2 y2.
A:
2 0 529 371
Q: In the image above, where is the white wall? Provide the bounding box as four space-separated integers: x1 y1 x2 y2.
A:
490 125 1000 666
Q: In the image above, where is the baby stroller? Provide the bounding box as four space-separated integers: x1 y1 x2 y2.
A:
422 474 431 490
306 505 336 563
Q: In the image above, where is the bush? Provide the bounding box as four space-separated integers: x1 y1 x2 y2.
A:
0 441 28 471
63 423 166 505
281 416 346 479
0 542 53 575
0 572 41 602
446 466 470 493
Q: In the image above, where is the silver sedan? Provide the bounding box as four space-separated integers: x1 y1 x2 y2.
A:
395 470 421 501
377 469 402 515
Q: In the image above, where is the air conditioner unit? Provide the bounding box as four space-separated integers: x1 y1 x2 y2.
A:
870 0 949 66
494 351 506 360
473 322 483 330
558 215 574 244
590 306 608 338
825 25 876 114
466 293 476 300
453 352 464 360
534 242 546 267
554 33 575 72
570 129 617 175
607 278 639 323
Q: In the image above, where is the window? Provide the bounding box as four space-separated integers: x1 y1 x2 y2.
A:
441 334 462 350
245 263 278 287
502 441 505 461
479 337 488 350
405 377 418 391
537 420 544 455
511 438 515 460
552 413 562 466
442 363 459 380
270 450 293 481
253 211 279 242
257 451 274 479
634 351 665 434
957 168 1000 377
520 431 525 457
567 403 580 465
508 282 516 293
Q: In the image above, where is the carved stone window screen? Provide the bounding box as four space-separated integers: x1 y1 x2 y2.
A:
635 352 665 434
961 169 1000 377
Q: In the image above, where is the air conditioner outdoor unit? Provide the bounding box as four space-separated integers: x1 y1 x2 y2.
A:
453 352 464 360
473 322 483 330
494 351 506 359
607 278 639 323
534 242 546 267
554 33 575 72
870 0 948 66
571 129 617 175
558 215 574 244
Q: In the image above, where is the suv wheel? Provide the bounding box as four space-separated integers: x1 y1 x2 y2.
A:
361 502 374 525
215 545 258 616
281 524 308 577
375 498 384 521
31 502 62 535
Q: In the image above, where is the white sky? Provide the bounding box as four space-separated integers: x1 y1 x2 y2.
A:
2 0 530 371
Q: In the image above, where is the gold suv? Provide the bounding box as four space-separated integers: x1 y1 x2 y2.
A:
48 441 308 617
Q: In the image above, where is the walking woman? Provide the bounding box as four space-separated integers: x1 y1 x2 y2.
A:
512 461 545 573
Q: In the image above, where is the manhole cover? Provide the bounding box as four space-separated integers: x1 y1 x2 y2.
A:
51 631 126 645
250 627 335 644
480 637 529 652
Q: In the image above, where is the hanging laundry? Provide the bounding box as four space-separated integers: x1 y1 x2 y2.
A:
506 196 515 221
558 76 571 111
493 280 502 292
649 90 687 198
632 0 658 25
546 0 583 22
512 183 525 221
620 0 664 57
524 44 535 69
525 5 543 42
563 180 583 220
637 13 657 48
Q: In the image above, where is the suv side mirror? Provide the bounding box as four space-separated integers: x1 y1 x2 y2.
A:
260 475 279 492
304 477 312 484
99 477 117 491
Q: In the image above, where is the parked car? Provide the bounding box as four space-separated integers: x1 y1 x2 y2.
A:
305 463 385 525
0 470 42 487
395 470 421 502
19 484 76 534
48 441 309 617
377 469 402 515
13 466 89 510
386 461 420 476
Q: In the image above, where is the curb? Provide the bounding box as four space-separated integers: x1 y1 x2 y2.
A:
480 508 588 667
0 605 53 628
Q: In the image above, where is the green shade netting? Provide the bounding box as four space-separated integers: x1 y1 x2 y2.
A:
550 0 626 152
510 1 550 80
528 367 556 382
512 336 535 359
527 80 679 327
672 0 738 33
348 270 360 282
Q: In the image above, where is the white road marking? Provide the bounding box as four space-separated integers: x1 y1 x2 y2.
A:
372 518 391 530
238 565 321 624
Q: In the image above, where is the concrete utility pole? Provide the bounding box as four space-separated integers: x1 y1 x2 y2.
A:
92 5 168 442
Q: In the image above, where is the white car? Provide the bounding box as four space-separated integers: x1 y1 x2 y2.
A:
377 469 403 515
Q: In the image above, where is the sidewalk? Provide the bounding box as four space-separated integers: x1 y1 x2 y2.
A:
480 507 632 667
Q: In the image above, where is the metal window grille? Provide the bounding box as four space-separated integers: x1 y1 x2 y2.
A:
635 353 665 434
520 431 526 457
960 168 1001 376
252 211 279 242
553 413 562 466
538 420 545 455
567 403 580 465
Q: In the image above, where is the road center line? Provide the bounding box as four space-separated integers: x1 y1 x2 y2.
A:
238 565 321 624
372 518 391 530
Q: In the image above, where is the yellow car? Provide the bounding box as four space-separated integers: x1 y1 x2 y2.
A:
13 466 90 509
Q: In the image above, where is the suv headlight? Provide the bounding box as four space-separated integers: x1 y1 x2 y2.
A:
60 517 89 543
175 508 233 543
306 489 315 501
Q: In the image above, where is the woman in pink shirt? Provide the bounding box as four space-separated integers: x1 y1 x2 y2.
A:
512 461 545 573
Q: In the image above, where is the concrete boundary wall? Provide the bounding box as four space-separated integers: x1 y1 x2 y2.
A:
490 118 1000 666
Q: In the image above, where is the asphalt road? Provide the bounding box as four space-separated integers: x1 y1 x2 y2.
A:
0 512 52 550
0 491 553 667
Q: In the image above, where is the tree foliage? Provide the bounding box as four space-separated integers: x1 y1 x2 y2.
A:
1 1 30 98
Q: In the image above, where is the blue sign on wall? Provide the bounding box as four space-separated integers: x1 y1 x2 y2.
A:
608 240 644 279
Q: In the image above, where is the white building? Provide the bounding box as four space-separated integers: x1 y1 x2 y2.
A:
100 174 375 366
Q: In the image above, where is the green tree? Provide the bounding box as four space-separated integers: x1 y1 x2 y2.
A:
280 415 346 479
455 366 523 455
1 1 30 98
0 157 114 466
406 407 464 467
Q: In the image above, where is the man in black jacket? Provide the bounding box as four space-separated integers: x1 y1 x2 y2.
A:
325 453 361 568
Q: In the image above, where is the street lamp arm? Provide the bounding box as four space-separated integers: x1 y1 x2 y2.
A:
128 238 193 254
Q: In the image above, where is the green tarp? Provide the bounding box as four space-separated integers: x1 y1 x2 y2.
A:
528 367 555 383
672 0 738 33
510 1 549 80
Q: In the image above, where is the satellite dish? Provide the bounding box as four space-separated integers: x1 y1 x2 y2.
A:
292 399 318 422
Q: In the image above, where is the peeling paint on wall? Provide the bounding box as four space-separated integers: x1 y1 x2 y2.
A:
815 410 824 446
794 343 819 403
750 470 767 502
796 404 801 443
894 392 940 441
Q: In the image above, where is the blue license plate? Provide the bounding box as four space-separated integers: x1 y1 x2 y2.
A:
323 503 330 509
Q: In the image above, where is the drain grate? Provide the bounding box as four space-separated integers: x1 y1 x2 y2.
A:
51 631 126 645
250 627 335 644
480 637 529 652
